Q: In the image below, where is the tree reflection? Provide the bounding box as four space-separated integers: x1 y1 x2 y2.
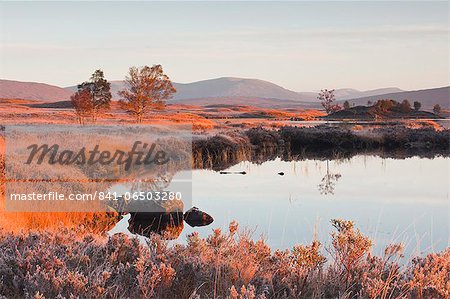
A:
318 160 341 195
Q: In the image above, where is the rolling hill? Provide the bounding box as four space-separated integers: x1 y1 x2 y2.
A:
0 79 72 102
1 78 447 110
66 77 403 104
169 96 314 108
173 77 303 101
65 77 305 102
343 86 450 109
335 88 404 100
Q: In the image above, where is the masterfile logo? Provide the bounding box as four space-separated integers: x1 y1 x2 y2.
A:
4 125 192 212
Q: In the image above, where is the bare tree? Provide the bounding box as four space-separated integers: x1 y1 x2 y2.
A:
76 69 112 123
70 89 93 124
318 89 341 115
119 65 176 123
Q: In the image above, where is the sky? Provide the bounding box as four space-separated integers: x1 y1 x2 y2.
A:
0 1 449 91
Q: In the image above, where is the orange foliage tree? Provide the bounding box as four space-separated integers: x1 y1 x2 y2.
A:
70 89 93 124
119 65 176 123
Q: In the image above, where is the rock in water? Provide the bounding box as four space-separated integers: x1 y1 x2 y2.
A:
128 212 184 239
219 171 246 175
184 207 214 227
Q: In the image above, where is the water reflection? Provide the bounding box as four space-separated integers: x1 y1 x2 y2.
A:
128 212 184 239
185 155 449 257
317 160 342 195
124 206 214 239
109 154 449 258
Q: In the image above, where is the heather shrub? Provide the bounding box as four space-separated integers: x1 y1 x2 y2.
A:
360 244 409 298
0 230 174 298
324 220 411 299
0 220 448 298
408 248 450 298
170 222 272 297
270 241 326 297
327 219 372 295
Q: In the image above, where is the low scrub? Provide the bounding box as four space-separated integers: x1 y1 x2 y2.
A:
193 126 450 170
0 220 448 298
192 133 252 170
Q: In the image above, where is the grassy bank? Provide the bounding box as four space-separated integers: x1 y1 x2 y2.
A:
0 220 448 299
193 125 450 170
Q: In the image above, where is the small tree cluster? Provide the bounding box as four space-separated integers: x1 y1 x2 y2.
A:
71 65 175 124
71 70 112 124
399 99 412 113
374 99 415 114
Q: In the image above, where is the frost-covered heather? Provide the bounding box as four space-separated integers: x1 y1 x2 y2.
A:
0 220 448 299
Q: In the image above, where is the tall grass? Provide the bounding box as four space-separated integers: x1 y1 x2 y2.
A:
192 126 450 170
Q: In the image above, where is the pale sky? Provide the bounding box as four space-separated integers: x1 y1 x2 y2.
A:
0 1 449 91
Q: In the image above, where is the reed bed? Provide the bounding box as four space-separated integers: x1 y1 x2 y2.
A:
192 126 450 170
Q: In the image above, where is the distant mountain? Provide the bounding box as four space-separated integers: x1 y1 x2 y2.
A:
297 88 404 102
67 77 402 104
335 87 404 100
343 86 450 109
2 78 446 110
169 96 315 109
67 77 305 101
0 79 72 102
172 77 304 101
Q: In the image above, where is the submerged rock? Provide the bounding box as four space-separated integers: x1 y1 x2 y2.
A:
219 171 247 175
184 207 214 227
111 193 213 238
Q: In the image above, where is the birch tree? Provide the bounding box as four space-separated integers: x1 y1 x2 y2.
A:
70 89 92 124
119 65 176 123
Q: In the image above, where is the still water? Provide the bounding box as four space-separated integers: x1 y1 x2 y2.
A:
110 155 449 258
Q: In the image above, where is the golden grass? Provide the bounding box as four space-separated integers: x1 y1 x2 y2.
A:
0 98 330 130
